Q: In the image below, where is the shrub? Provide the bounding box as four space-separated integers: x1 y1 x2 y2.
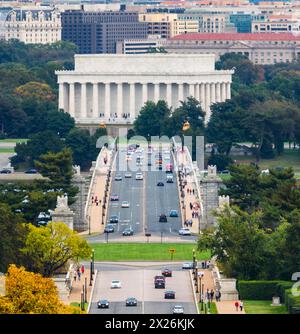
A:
276 282 294 303
237 281 288 300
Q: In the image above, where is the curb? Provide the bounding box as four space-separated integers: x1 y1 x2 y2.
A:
189 270 200 315
87 269 98 314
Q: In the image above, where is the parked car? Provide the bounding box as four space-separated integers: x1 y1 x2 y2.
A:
115 175 122 181
169 210 178 217
173 305 184 314
162 269 172 277
179 228 191 236
164 290 175 299
159 214 168 222
0 169 12 174
125 297 137 306
109 215 119 224
182 262 194 270
110 280 121 289
135 173 143 180
122 227 134 236
157 182 164 187
125 173 132 178
98 300 109 309
104 224 115 233
25 169 37 174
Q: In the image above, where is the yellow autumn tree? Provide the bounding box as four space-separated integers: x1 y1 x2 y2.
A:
0 265 79 314
15 81 55 101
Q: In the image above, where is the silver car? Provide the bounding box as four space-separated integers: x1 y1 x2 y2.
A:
173 305 184 314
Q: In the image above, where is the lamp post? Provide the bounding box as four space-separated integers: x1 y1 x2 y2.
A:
192 249 196 277
92 249 95 275
89 259 93 286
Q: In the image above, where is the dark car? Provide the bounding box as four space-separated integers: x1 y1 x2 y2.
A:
104 224 114 233
97 299 109 309
126 297 137 306
169 210 178 217
148 161 152 166
25 169 37 174
122 227 134 236
0 169 12 174
162 269 172 277
164 290 175 299
110 194 119 201
157 165 163 170
157 182 164 187
159 214 167 222
109 215 119 224
154 275 165 288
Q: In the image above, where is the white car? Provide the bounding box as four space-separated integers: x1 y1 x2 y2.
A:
179 228 191 236
121 201 130 208
135 173 143 180
125 173 132 178
111 280 121 289
173 305 184 314
182 262 194 270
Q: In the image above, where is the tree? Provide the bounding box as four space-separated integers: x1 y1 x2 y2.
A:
21 222 91 277
0 204 26 273
207 153 233 172
15 81 55 101
0 265 78 314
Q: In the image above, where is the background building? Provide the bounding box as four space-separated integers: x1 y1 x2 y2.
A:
4 8 61 44
61 9 148 54
165 32 300 64
116 35 162 54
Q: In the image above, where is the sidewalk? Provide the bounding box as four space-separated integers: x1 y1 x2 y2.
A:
215 301 246 314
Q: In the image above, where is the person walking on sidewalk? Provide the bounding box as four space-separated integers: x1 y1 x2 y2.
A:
73 271 77 282
210 289 214 302
235 301 240 312
81 265 85 275
240 301 244 312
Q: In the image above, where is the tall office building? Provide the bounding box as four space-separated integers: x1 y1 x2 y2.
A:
61 9 148 54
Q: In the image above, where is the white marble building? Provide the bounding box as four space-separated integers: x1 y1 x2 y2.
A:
55 54 233 125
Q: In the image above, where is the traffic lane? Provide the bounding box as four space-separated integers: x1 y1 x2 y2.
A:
144 302 197 314
90 301 142 315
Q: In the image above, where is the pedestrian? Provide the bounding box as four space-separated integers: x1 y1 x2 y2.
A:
235 301 239 312
91 196 94 204
206 289 210 301
73 272 77 282
96 200 99 206
78 271 81 281
193 189 195 195
210 289 214 301
81 264 85 275
201 261 204 269
240 301 244 312
192 212 194 219
190 202 193 210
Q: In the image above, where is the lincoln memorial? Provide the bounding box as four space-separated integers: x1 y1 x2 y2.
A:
55 54 233 128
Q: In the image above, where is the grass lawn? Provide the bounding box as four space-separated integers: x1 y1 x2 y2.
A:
89 243 210 262
198 302 218 314
0 138 28 143
0 148 15 153
244 300 287 314
70 302 88 313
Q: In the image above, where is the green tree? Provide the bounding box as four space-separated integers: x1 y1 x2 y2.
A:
21 222 91 277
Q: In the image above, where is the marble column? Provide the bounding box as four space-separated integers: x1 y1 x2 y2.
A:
188 84 194 98
142 83 148 106
226 82 231 99
129 83 135 118
194 84 199 101
117 83 123 118
166 83 172 108
216 83 221 103
178 83 184 106
200 83 205 110
105 83 110 119
92 83 99 119
205 83 210 112
221 82 227 101
210 83 216 105
59 83 64 110
81 83 87 119
154 83 160 102
69 83 75 118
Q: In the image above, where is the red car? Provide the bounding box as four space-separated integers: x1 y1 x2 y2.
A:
162 269 172 277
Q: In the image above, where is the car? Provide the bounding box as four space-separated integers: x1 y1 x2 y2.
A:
179 228 191 236
169 210 178 217
164 290 175 299
220 169 230 174
159 214 167 222
0 169 12 174
110 280 121 289
121 201 130 208
37 220 48 227
157 165 163 170
122 227 134 236
125 297 138 306
173 305 184 314
147 161 152 166
157 182 164 187
154 275 165 288
135 173 143 180
162 269 172 277
104 224 115 233
182 262 194 270
109 215 119 224
97 300 109 309
115 175 122 181
25 169 37 174
110 194 119 201
124 173 132 178
136 161 143 167
166 175 174 183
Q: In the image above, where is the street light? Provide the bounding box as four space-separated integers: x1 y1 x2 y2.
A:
192 249 196 277
89 259 93 286
92 249 95 275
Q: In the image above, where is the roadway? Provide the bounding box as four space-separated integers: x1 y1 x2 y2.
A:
89 262 198 314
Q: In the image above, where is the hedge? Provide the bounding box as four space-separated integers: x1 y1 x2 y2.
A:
237 281 288 300
276 282 294 303
284 289 300 314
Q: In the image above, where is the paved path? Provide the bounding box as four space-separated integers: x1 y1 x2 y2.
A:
215 301 246 314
